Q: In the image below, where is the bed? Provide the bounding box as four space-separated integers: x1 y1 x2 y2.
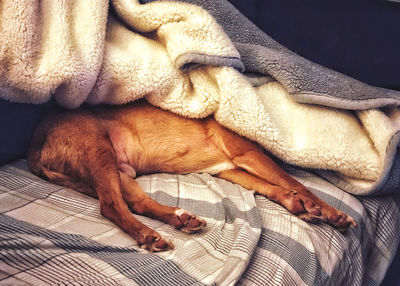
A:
1 159 398 285
1 1 400 285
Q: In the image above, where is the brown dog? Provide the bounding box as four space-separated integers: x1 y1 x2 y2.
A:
28 99 356 251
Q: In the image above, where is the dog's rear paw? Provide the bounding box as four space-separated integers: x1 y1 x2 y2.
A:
136 228 174 252
326 210 357 231
274 188 357 231
297 193 357 231
169 209 207 234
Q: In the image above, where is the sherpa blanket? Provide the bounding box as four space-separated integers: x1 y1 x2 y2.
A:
1 0 400 195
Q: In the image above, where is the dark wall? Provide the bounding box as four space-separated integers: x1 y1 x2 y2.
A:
0 100 55 166
229 0 400 90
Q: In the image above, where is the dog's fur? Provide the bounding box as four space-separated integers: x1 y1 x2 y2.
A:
28 100 356 251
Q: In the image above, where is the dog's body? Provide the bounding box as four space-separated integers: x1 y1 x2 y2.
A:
28 100 356 251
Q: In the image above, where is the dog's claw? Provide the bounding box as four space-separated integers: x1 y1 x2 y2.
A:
136 229 174 252
170 209 207 234
328 213 357 231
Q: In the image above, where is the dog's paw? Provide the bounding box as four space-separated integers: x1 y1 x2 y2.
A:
277 189 357 231
295 193 357 231
324 208 357 231
289 193 324 223
169 209 207 234
136 228 174 252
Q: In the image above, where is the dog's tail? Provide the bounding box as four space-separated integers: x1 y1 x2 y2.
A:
34 164 98 198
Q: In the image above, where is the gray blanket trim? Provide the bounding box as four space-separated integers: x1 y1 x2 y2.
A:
316 139 400 196
161 0 291 52
0 214 205 286
176 53 245 71
360 133 400 195
235 43 400 106
292 92 400 110
165 0 400 106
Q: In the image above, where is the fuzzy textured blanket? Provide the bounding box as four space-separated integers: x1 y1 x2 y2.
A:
1 0 400 195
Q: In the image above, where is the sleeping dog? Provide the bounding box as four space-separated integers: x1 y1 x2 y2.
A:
28 100 356 252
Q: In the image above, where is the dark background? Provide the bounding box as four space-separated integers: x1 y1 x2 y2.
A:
1 1 399 284
226 0 400 285
228 0 400 90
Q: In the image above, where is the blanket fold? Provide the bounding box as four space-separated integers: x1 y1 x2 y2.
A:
0 0 109 108
1 0 399 195
173 0 400 109
112 0 244 71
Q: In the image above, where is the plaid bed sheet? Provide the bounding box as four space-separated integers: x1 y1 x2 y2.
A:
0 160 399 286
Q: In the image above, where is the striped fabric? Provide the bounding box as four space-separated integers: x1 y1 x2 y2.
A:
0 160 399 286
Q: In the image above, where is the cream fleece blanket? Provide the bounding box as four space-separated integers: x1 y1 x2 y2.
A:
1 0 399 195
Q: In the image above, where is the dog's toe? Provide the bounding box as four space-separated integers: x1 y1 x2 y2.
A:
327 212 357 231
170 209 207 234
137 229 174 252
278 189 357 231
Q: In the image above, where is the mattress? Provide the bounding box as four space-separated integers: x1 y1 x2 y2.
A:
0 160 399 286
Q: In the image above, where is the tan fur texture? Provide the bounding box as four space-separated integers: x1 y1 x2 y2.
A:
28 100 356 251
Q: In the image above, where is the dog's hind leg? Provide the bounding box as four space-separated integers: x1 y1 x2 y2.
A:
229 152 356 230
217 169 325 221
207 120 356 230
44 152 173 252
84 145 174 252
30 116 174 252
119 172 207 234
217 165 356 230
